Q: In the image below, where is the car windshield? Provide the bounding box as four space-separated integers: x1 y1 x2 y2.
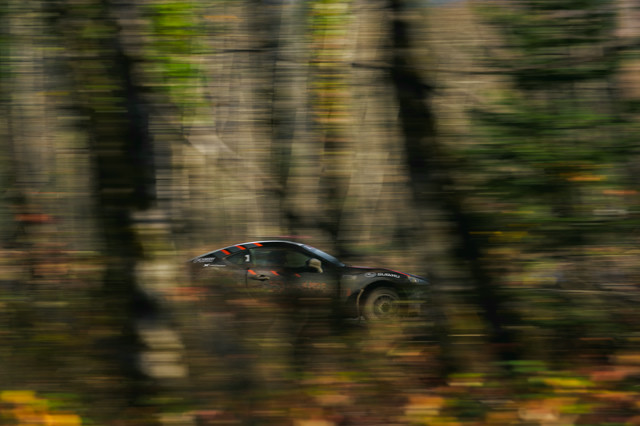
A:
302 244 344 267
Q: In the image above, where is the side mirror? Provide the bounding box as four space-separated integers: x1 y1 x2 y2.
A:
307 258 323 273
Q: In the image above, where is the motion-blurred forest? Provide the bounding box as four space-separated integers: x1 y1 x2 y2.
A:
2 0 640 424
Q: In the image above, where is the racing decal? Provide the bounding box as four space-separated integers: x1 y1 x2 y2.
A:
243 242 263 248
248 269 257 275
375 272 402 279
217 243 265 255
193 257 216 263
301 282 328 290
271 270 280 276
389 269 408 277
364 272 402 279
220 246 243 255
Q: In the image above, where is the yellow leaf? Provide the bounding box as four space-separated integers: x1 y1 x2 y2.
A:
613 353 640 365
0 391 37 404
542 377 592 388
204 15 239 22
405 395 446 417
45 414 82 426
566 175 605 182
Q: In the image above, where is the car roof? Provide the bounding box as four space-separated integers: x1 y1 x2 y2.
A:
190 240 307 261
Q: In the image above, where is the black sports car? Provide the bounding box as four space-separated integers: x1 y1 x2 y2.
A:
189 240 429 320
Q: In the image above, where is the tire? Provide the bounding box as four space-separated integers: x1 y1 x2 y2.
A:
362 288 399 321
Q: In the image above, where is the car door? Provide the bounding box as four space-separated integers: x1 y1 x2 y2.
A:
221 250 250 288
246 245 337 299
283 248 341 320
245 246 291 295
284 250 337 299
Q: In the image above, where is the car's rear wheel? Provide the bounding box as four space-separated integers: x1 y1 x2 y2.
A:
362 288 399 320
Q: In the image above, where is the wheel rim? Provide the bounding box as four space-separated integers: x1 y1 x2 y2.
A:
373 294 397 317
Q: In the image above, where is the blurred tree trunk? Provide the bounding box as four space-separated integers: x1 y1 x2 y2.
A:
0 1 14 246
4 0 59 251
463 0 630 366
387 0 514 371
616 0 640 209
308 0 354 256
57 0 172 420
4 0 100 255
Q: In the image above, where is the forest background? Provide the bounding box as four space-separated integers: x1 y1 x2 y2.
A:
2 0 640 424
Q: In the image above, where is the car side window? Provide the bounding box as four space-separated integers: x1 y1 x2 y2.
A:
284 251 311 268
226 251 249 265
251 248 286 267
249 247 313 269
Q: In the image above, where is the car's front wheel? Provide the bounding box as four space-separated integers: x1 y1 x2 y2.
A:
362 288 399 320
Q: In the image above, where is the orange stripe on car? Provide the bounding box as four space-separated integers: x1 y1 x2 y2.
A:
248 269 257 275
271 271 279 276
236 245 246 250
222 249 230 255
